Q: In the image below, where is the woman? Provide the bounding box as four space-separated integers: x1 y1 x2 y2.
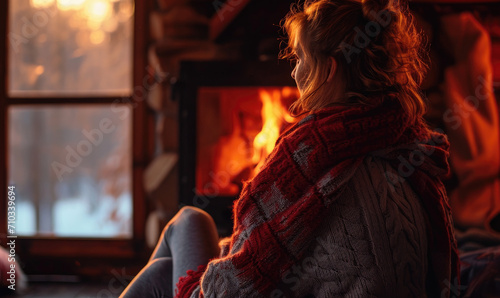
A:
122 0 459 297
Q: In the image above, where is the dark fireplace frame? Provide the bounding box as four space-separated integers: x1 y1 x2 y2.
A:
176 60 296 235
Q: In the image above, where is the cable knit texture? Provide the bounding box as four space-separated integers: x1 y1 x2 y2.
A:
175 99 459 298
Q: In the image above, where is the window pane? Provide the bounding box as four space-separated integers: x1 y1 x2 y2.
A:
8 105 132 238
8 0 134 96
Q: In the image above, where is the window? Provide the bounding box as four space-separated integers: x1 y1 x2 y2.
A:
1 0 151 276
9 105 132 237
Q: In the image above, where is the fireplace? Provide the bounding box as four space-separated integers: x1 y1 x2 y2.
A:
176 60 297 235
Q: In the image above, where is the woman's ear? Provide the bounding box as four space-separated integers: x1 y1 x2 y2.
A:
326 57 337 83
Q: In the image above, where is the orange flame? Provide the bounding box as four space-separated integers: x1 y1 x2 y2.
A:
252 88 296 174
198 87 299 196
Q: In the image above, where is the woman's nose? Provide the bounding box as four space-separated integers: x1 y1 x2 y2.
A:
291 67 296 80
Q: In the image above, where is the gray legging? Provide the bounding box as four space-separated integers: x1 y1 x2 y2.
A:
120 206 220 298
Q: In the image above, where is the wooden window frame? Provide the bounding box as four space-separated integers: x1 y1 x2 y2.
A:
0 0 155 278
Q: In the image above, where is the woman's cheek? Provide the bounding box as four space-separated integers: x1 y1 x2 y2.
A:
295 63 308 93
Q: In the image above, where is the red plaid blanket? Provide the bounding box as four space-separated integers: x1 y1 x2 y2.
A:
176 99 459 297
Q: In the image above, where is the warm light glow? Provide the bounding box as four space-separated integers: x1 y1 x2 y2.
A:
34 65 45 75
90 30 106 44
31 0 56 8
118 1 134 22
76 31 90 47
10 0 134 95
87 18 102 30
28 65 45 85
37 33 48 43
252 89 296 173
85 0 112 23
200 88 299 196
50 0 125 46
281 87 297 123
103 17 119 32
57 0 85 11
68 16 83 29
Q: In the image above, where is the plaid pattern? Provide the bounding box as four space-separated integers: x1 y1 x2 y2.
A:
175 99 459 297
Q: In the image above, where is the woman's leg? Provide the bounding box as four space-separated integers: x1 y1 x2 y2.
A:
121 206 220 297
156 206 220 291
120 258 173 298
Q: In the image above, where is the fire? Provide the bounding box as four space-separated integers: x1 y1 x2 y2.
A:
252 88 296 174
198 87 299 196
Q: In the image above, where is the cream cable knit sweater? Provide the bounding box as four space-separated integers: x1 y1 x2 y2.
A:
283 156 428 298
192 156 429 297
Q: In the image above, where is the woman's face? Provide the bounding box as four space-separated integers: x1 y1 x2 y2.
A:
291 43 309 95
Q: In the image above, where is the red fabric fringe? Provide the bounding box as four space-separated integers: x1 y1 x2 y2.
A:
174 264 207 298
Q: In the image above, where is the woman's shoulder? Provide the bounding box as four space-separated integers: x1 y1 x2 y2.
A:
346 156 429 232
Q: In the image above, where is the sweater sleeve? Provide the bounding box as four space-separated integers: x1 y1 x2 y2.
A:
175 239 262 297
174 238 232 298
197 255 263 297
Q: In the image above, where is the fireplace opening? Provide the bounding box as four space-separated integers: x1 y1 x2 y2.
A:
196 87 299 198
178 61 297 235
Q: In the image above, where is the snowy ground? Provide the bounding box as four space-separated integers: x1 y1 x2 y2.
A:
16 192 132 238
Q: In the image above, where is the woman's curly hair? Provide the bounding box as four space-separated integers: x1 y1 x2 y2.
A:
281 0 429 123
